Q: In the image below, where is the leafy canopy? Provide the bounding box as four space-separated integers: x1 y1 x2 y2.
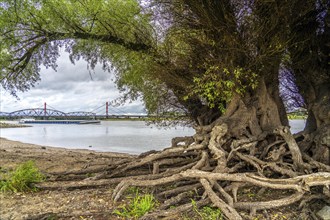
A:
2 0 325 123
0 0 153 94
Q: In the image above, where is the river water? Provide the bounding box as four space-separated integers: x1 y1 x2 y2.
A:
0 120 305 154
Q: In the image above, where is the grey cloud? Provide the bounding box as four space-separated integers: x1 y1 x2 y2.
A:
0 52 145 114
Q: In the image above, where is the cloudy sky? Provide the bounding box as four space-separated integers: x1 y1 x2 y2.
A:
0 52 146 115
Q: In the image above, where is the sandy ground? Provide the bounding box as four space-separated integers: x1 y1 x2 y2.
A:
0 137 134 220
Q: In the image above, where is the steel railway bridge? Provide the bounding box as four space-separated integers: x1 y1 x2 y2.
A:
0 102 148 120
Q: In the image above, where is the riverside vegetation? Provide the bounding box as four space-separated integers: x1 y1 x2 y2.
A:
0 160 45 193
0 122 29 128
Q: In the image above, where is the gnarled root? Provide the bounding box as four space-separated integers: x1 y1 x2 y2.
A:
37 120 330 219
107 122 330 219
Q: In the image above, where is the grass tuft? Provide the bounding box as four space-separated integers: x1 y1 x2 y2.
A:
113 190 156 219
0 160 45 192
191 199 222 220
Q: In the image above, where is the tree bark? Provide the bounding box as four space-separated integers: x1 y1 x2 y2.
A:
299 81 330 165
215 77 285 138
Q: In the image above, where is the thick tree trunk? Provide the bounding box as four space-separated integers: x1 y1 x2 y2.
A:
299 81 330 165
184 97 222 126
213 77 286 136
286 0 330 165
303 83 330 132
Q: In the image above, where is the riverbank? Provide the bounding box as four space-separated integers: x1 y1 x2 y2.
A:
0 137 321 220
0 138 135 219
0 122 30 128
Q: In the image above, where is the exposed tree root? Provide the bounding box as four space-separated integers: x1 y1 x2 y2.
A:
200 178 243 219
141 199 210 220
39 121 330 219
26 210 114 220
234 192 305 216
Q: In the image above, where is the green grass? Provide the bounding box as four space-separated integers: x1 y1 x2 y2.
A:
190 199 222 220
0 160 45 192
113 190 156 219
287 112 307 119
287 115 307 119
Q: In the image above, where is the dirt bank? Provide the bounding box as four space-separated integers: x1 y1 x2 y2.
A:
0 138 134 220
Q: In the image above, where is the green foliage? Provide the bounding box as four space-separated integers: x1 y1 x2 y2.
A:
186 66 258 112
191 199 222 220
287 111 307 119
0 0 163 115
0 0 153 94
113 51 163 113
113 191 156 219
0 160 45 192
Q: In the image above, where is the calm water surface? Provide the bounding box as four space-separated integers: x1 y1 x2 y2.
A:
0 120 305 154
0 121 194 154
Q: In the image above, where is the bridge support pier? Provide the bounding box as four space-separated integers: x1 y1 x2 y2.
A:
44 102 47 120
106 102 109 119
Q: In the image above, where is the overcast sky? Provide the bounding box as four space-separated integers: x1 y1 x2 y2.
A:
0 52 146 115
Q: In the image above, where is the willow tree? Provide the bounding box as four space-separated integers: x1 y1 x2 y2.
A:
1 0 329 219
0 0 154 94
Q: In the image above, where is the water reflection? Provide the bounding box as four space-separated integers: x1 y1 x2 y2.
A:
43 127 47 137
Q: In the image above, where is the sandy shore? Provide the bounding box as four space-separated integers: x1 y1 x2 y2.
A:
0 137 135 220
0 137 134 172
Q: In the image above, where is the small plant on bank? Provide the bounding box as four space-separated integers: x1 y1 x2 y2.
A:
0 160 45 192
113 190 156 219
191 199 222 220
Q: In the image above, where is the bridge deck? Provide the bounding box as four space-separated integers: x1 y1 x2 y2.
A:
20 120 101 124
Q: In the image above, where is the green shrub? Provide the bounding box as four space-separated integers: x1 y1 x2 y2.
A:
113 191 156 219
0 160 45 192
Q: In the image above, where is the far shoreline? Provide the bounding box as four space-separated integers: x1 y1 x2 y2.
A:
0 121 31 128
